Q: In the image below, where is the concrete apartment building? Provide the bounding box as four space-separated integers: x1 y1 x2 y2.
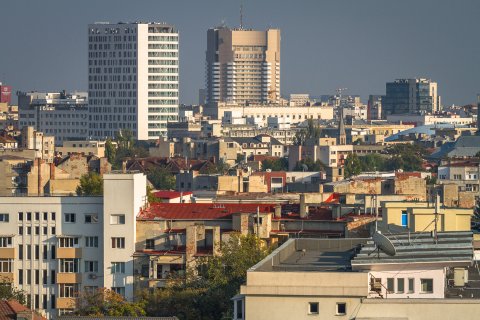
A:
235 233 478 320
0 172 146 318
88 22 179 140
205 26 280 104
382 78 440 117
18 92 89 145
20 127 55 163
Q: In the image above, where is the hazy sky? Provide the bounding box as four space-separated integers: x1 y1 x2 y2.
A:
1 0 478 106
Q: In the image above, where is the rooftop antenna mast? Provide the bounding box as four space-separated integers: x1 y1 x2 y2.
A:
240 0 244 29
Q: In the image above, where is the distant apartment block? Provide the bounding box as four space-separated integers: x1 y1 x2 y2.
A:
205 26 280 104
88 22 179 140
382 78 440 117
18 92 88 145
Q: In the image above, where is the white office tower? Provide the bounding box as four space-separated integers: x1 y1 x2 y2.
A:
88 22 179 140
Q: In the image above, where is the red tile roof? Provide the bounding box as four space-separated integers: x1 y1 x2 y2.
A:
138 203 276 220
153 191 193 199
0 300 46 320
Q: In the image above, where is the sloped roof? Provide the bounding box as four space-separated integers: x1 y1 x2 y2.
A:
0 300 46 320
153 191 193 199
138 203 276 220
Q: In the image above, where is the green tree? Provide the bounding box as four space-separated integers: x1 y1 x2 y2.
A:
76 288 146 317
384 144 425 172
0 280 27 306
147 167 176 190
76 172 103 196
344 153 362 178
358 153 386 172
293 118 321 146
105 138 116 164
293 158 324 172
261 158 289 171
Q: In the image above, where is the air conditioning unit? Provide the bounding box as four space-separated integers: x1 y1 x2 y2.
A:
88 274 98 280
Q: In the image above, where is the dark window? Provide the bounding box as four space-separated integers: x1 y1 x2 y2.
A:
27 245 31 260
336 303 346 315
18 212 23 221
18 245 23 260
27 270 31 284
35 212 40 221
27 212 31 221
43 226 47 235
51 294 55 309
51 212 56 220
42 294 47 310
308 302 319 314
51 270 55 284
43 245 47 260
35 294 39 309
18 269 23 285
35 245 39 260
27 227 31 235
18 226 23 235
146 239 155 249
51 245 56 259
43 269 47 285
35 270 39 284
35 226 40 235
51 227 56 235
43 212 48 220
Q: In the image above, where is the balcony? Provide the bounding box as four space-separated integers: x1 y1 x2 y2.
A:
0 248 15 259
56 297 77 309
0 273 14 283
57 273 82 284
56 248 82 259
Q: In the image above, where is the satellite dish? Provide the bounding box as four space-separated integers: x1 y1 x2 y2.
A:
372 231 396 256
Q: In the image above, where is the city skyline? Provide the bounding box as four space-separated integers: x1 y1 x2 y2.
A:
1 0 479 106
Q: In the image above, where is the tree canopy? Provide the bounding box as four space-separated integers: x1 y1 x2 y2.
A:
76 172 103 196
111 129 150 170
344 153 362 178
0 281 27 306
293 158 324 172
293 119 321 146
75 288 145 317
261 158 289 171
147 167 176 190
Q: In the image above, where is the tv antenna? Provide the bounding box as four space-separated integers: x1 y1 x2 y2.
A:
240 0 244 29
370 231 396 258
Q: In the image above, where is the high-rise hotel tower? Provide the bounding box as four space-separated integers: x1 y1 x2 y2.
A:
205 26 280 105
88 22 179 140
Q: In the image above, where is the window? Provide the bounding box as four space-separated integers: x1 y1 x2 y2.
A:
18 212 23 221
236 300 243 319
112 237 125 248
42 294 47 310
18 226 23 235
35 212 40 221
43 212 48 221
43 269 47 285
112 262 125 274
18 269 23 285
401 210 408 228
408 278 414 293
43 226 48 235
27 245 31 260
397 278 405 293
85 261 99 272
51 245 56 259
420 279 433 293
27 212 31 221
60 259 80 273
64 213 76 223
59 284 79 298
336 303 346 315
308 302 319 315
27 227 31 235
0 237 12 247
27 270 31 285
35 270 39 285
86 236 99 248
85 214 99 224
253 217 263 225
387 278 394 293
0 259 12 272
59 237 79 248
18 245 23 260
35 245 39 260
110 214 125 224
35 226 40 235
0 214 9 222
51 270 55 284
51 227 56 235
51 212 56 220
43 245 47 260
111 287 125 297
146 239 155 250
51 294 55 309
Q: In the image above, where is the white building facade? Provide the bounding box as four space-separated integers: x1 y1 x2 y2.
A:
0 172 146 318
88 22 179 140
